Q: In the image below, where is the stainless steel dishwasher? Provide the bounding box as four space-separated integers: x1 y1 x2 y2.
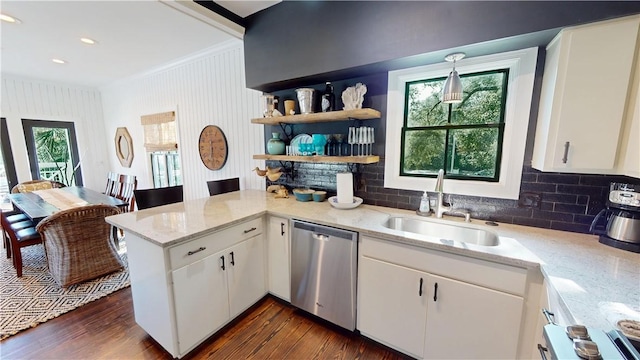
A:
290 220 358 331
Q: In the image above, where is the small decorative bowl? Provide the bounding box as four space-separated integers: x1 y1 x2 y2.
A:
312 191 327 202
292 188 315 202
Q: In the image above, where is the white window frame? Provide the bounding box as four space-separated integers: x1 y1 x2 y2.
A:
384 47 539 199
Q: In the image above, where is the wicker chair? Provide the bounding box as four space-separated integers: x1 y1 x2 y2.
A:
10 180 53 194
36 204 124 287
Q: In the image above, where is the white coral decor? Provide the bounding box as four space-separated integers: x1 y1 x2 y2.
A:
341 83 367 110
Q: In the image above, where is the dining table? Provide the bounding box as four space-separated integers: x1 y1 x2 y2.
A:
8 186 128 223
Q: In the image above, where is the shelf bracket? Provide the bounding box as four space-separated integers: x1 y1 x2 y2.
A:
277 160 296 181
278 123 294 142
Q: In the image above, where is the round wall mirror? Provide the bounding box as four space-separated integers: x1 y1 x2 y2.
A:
115 127 134 167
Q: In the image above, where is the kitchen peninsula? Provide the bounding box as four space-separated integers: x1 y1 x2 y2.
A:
106 190 640 359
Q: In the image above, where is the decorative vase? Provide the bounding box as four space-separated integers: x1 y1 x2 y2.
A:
267 132 285 155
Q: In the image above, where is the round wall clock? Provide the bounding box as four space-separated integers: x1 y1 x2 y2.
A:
198 125 228 170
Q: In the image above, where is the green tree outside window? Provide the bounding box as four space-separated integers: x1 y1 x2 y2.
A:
401 69 508 181
34 127 78 186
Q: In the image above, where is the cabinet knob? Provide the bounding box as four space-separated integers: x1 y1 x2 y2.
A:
220 256 225 271
433 282 438 302
230 251 235 266
419 278 423 296
280 222 285 236
244 227 257 234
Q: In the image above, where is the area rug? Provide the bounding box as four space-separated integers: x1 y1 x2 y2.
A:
0 243 129 340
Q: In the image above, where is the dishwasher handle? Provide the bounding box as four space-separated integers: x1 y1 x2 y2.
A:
311 232 330 242
293 220 357 241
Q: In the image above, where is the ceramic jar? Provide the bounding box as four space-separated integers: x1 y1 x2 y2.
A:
267 132 286 155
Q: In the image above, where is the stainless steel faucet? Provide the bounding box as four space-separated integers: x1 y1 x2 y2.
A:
433 169 471 222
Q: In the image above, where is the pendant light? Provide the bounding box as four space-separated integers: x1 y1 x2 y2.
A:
442 52 465 104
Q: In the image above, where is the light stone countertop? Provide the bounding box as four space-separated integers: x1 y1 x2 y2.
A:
106 189 640 332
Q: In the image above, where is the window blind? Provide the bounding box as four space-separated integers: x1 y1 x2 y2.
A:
141 111 177 151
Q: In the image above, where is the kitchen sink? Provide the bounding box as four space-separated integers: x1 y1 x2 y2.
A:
383 217 500 246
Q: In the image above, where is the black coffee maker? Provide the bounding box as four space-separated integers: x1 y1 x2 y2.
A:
590 183 640 253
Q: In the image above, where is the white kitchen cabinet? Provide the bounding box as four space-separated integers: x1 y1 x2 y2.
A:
532 15 640 173
423 274 523 359
172 233 265 355
358 236 528 360
267 216 290 301
227 235 266 318
173 250 229 354
124 217 266 358
358 256 428 359
618 46 640 179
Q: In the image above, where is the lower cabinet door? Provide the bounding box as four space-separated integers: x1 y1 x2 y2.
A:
267 216 290 301
424 274 524 359
172 252 230 355
227 234 266 318
358 256 428 359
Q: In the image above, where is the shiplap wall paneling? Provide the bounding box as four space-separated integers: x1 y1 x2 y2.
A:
100 42 265 201
1 76 109 190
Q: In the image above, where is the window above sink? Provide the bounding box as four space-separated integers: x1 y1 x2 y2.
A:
384 47 539 200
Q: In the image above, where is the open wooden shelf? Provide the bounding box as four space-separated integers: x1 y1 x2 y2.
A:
253 154 379 164
251 108 381 125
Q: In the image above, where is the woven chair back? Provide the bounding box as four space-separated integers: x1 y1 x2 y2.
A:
11 180 53 194
36 204 123 287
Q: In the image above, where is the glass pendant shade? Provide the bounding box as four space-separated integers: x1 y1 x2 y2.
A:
442 69 463 103
441 52 466 104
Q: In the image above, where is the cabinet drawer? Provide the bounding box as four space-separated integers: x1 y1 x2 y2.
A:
168 217 263 270
361 235 527 296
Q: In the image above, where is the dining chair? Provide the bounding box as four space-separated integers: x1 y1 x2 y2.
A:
117 174 137 213
36 204 124 287
1 210 42 277
1 211 30 258
10 180 53 194
50 181 67 188
104 172 119 196
109 174 136 248
134 185 184 210
207 178 240 196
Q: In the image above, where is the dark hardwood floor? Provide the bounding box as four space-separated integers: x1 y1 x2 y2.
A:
1 287 411 359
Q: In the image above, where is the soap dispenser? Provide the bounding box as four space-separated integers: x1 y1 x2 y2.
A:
417 191 431 216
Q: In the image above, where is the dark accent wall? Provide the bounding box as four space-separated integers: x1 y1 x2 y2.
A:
249 2 640 234
244 1 640 92
263 71 639 235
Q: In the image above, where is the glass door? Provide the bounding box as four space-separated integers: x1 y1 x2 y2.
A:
0 118 18 211
22 119 83 186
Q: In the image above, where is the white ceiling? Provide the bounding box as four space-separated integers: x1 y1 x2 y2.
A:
0 1 277 89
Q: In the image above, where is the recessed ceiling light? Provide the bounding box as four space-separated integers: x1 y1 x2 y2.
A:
80 37 97 45
0 13 21 23
52 59 66 64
